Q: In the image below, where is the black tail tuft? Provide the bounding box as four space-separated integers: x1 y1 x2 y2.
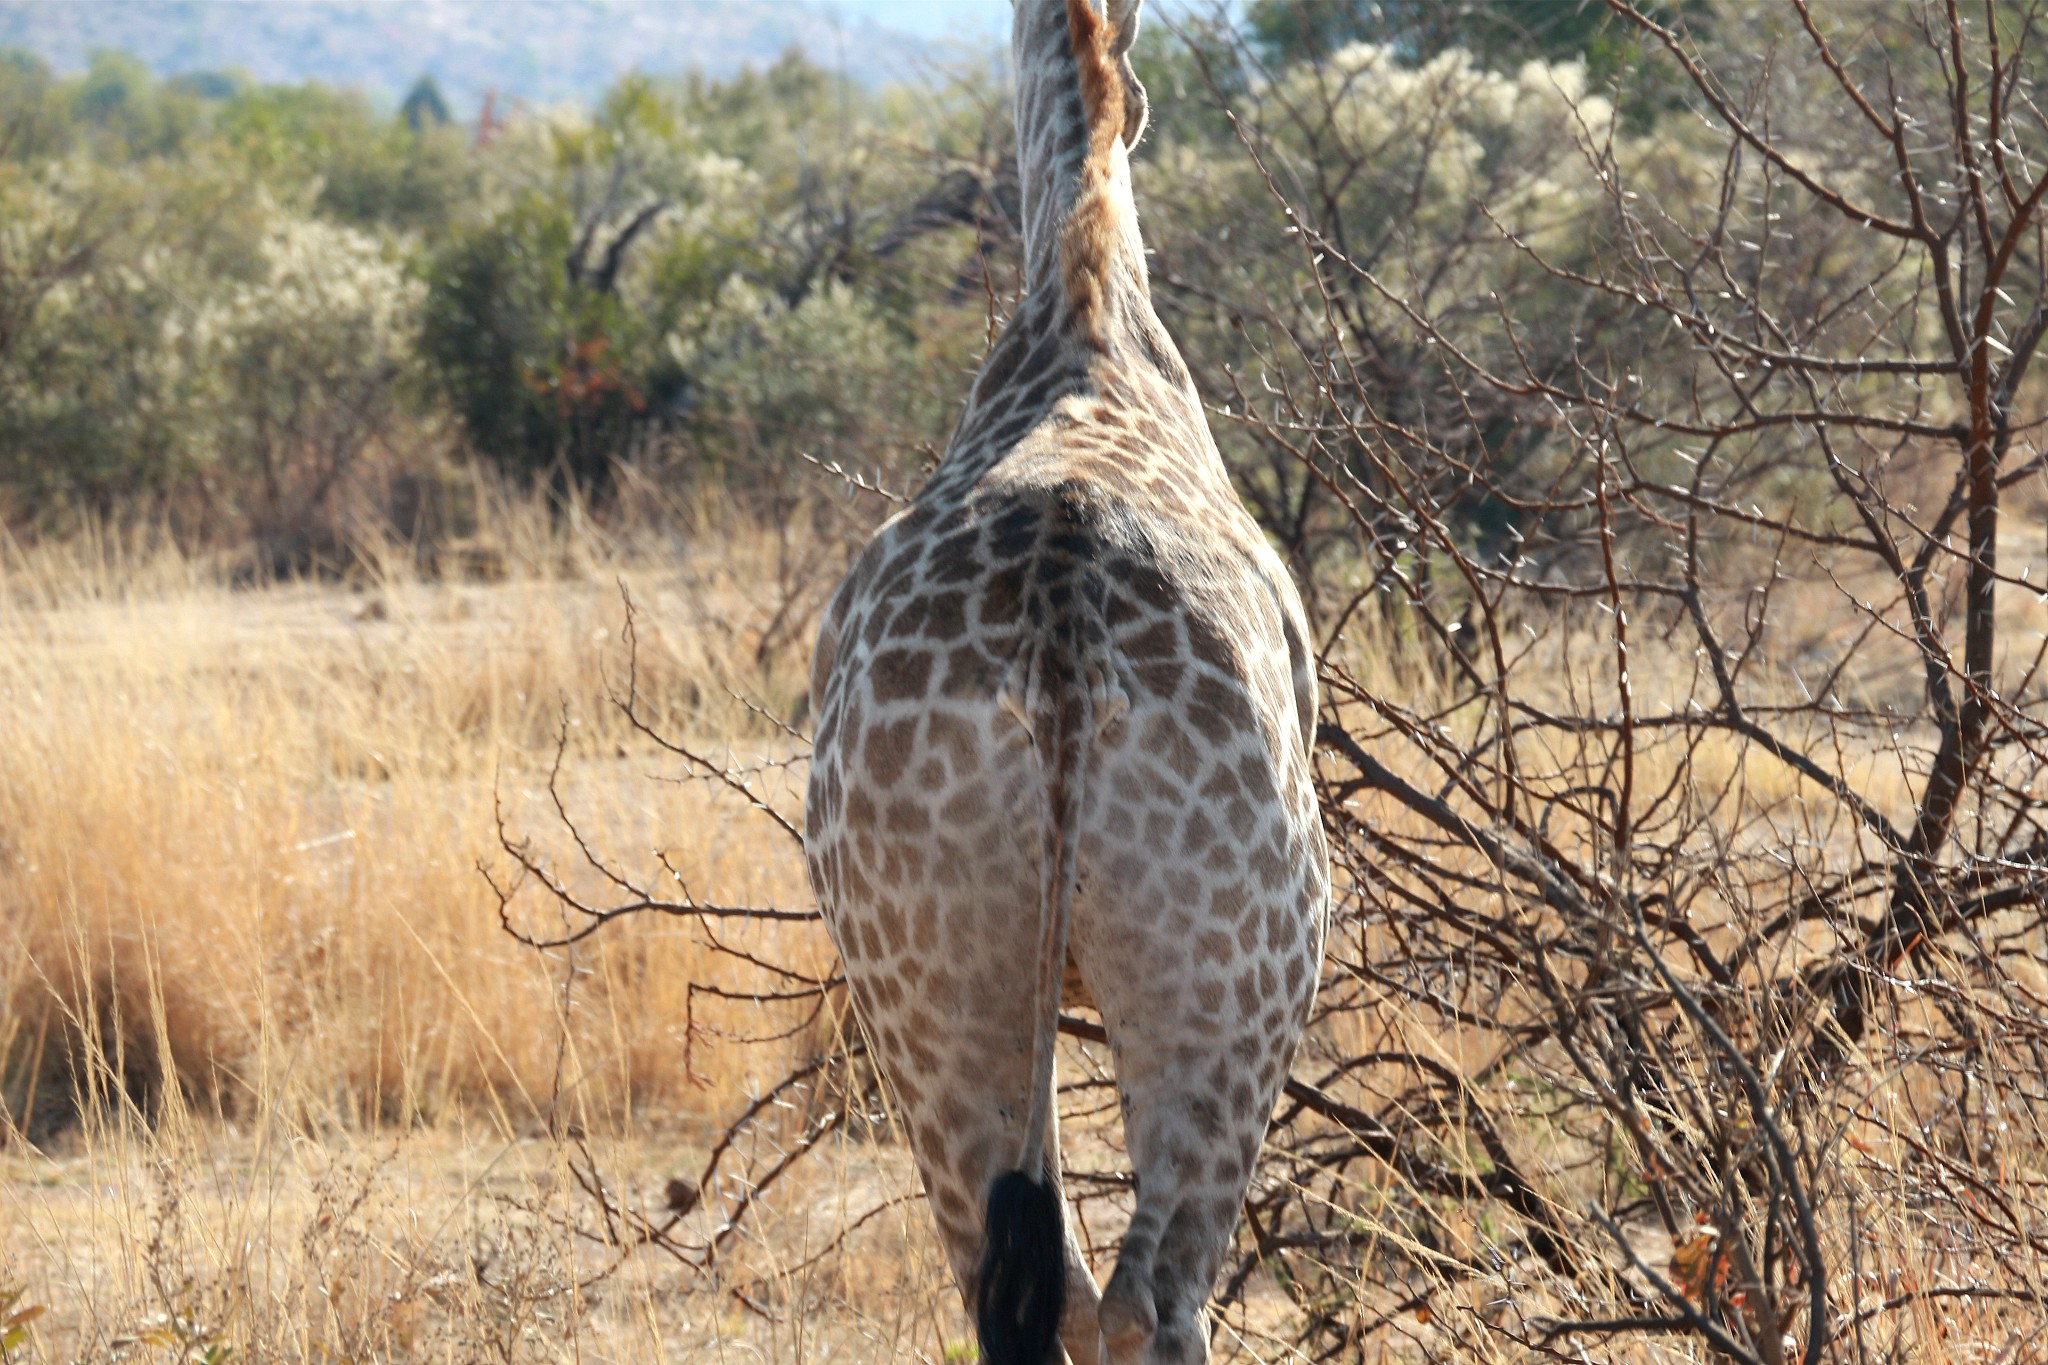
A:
976 1170 1066 1365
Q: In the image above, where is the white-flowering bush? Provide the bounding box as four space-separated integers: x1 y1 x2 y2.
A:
1282 43 1616 251
1141 40 1638 389
168 206 424 551
176 209 422 422
1132 36 1697 577
0 156 427 545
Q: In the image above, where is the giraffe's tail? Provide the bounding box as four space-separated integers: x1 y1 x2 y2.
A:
976 1171 1066 1365
975 634 1098 1365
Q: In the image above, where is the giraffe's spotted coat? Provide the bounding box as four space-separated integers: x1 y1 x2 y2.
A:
804 2 1329 1360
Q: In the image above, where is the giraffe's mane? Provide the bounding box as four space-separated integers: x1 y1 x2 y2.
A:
1059 0 1131 350
1065 0 1123 145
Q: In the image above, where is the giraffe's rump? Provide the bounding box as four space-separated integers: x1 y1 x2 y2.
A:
804 481 1326 1357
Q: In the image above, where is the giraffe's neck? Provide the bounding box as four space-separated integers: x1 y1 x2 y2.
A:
1012 0 1149 343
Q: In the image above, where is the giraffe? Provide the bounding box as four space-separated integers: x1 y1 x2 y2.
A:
802 1 1329 1360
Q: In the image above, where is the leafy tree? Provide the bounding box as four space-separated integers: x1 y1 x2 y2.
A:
205 78 465 231
685 276 939 484
68 49 208 159
400 74 452 132
0 139 417 546
0 160 173 515
1249 0 1627 71
165 70 248 102
0 50 71 162
417 77 714 494
173 213 424 568
419 191 596 491
416 56 980 498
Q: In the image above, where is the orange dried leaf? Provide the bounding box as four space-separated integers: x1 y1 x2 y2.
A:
1670 1230 1721 1300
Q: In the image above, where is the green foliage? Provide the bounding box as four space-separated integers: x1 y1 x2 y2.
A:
216 81 377 179
0 131 417 557
687 277 939 483
0 157 193 513
415 50 974 497
0 40 1000 538
1127 16 1243 147
418 191 584 486
219 80 474 230
166 70 249 102
414 77 715 490
0 7 1793 569
173 211 425 562
70 49 207 158
1134 33 1694 572
0 49 70 161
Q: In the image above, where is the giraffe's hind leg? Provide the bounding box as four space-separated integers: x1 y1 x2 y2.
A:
829 882 1104 1359
1072 797 1324 1363
1091 1077 1271 1365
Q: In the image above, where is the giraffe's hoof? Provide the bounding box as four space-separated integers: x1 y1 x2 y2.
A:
1097 1288 1155 1359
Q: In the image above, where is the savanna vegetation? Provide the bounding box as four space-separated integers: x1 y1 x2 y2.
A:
9 1 2048 1360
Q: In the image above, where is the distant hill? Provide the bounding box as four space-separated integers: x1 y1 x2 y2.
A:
0 1 978 113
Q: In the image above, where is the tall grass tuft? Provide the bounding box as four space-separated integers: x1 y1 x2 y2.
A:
0 492 825 1142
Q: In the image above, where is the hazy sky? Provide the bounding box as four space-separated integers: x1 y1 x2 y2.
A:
824 1 1220 46
828 1 1010 43
0 0 1233 110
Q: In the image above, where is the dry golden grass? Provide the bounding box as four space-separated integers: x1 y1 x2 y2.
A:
0 546 802 1127
0 500 988 1361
